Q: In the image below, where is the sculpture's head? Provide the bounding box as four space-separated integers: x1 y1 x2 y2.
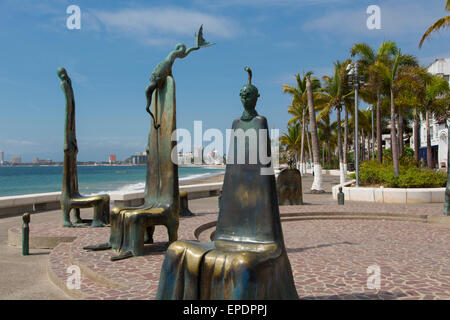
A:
173 43 187 57
240 66 259 111
57 67 70 82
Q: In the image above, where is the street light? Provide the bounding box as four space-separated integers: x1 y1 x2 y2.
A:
370 105 375 160
347 62 364 187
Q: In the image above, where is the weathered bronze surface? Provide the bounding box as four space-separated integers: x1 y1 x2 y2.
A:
179 191 194 217
58 68 110 228
145 25 214 129
445 129 449 216
84 76 179 261
22 213 30 256
338 187 345 205
156 67 298 300
277 168 303 205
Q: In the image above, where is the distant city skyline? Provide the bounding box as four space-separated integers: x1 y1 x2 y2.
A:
0 0 448 162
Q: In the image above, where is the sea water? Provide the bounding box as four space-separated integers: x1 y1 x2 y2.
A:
0 165 224 197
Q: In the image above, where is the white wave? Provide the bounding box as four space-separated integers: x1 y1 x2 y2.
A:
88 170 224 196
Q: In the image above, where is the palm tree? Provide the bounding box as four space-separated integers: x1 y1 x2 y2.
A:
424 75 450 168
306 73 324 192
317 60 353 184
395 66 433 164
419 0 450 48
351 41 398 164
374 51 418 176
283 72 322 174
280 123 302 165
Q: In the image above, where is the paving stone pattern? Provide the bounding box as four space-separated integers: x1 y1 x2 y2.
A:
45 202 450 300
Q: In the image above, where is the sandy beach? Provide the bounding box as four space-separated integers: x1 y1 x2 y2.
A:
180 173 224 186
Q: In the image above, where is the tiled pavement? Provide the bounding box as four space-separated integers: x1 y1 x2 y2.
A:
43 201 450 300
4 173 449 300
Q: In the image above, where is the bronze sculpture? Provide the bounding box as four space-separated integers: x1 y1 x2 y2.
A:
277 157 303 205
156 67 298 300
179 191 194 217
338 186 345 205
58 67 110 228
145 25 214 129
22 213 30 256
83 27 214 260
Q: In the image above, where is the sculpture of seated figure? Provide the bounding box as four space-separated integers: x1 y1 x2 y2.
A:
57 67 110 228
156 67 299 300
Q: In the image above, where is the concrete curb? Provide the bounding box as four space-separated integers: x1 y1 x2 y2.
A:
331 184 445 204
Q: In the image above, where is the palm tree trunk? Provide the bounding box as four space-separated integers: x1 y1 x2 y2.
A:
376 88 383 164
300 107 306 175
306 75 323 191
344 104 349 173
413 108 420 165
426 107 432 169
390 89 400 176
398 113 404 155
306 128 313 171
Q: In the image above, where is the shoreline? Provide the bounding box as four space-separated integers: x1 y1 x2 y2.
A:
0 172 225 199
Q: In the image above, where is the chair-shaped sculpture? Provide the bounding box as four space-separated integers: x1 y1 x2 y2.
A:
156 67 298 300
84 75 180 260
57 67 110 228
179 191 195 217
83 27 214 260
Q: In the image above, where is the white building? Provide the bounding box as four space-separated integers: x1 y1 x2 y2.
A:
205 150 223 165
178 152 193 165
410 58 449 169
0 150 4 165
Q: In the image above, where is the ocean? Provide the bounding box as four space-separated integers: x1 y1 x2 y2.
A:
0 165 225 197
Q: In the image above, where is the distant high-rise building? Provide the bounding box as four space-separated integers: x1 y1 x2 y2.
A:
109 154 117 163
0 150 4 165
193 147 204 165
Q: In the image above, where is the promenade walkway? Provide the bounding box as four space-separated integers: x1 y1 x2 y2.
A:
0 174 448 300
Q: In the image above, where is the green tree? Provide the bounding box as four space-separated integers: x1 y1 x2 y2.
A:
424 75 450 168
374 50 418 176
280 123 302 164
283 72 322 173
306 73 324 192
351 41 398 164
317 60 353 183
394 66 432 164
419 0 450 48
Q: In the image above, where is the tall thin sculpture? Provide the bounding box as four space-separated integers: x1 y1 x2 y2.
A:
83 26 214 260
156 67 298 300
58 67 110 227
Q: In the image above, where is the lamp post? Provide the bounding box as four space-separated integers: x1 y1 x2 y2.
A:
347 62 363 187
371 105 375 160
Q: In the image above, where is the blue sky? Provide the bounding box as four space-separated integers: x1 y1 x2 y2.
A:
0 0 448 162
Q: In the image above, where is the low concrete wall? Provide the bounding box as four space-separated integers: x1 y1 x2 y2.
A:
110 182 223 208
304 168 355 176
332 184 445 204
0 182 223 217
0 192 61 217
